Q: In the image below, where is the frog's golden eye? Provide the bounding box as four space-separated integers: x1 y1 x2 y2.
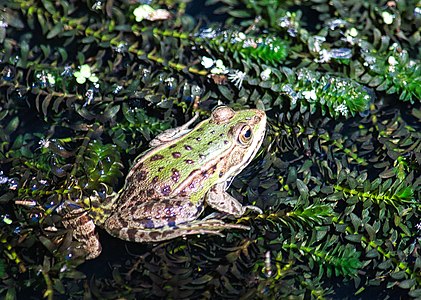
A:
238 125 253 145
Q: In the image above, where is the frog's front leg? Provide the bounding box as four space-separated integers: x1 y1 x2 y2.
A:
206 183 263 217
149 113 199 147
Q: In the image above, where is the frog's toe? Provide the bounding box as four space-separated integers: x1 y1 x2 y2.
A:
244 205 263 215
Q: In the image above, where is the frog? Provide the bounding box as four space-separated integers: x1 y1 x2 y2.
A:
64 106 267 259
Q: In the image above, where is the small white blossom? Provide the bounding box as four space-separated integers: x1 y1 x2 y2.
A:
47 73 56 85
312 36 326 53
347 28 358 37
335 103 349 117
91 1 103 10
416 223 421 230
210 59 228 74
388 56 398 66
201 56 214 69
302 90 317 101
133 5 170 22
381 11 394 24
260 68 272 81
228 70 246 89
316 49 332 63
39 138 50 148
134 5 155 22
74 64 99 84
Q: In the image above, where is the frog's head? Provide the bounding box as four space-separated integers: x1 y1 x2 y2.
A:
210 105 267 183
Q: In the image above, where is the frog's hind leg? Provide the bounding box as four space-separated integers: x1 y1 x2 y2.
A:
62 207 102 260
61 192 118 260
104 197 249 242
113 219 249 243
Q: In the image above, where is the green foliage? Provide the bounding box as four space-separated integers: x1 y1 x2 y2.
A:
289 68 372 118
357 46 421 103
206 31 289 65
82 140 124 189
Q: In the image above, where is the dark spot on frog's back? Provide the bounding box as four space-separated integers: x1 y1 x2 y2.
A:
185 159 194 164
184 145 192 150
126 228 138 240
171 168 180 182
150 154 164 161
149 231 161 240
158 166 164 172
161 185 171 196
118 218 129 228
147 188 155 197
172 152 181 158
136 170 148 181
151 176 159 184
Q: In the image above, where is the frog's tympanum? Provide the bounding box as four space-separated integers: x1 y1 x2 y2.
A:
65 106 267 259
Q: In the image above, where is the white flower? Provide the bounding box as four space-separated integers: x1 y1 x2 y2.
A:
260 68 272 81
210 59 228 74
47 73 56 85
133 5 170 22
388 56 398 66
335 103 349 117
228 70 246 89
201 56 214 69
312 36 326 53
416 223 421 230
302 90 317 101
347 28 358 37
316 49 332 63
91 1 103 10
134 5 155 22
74 64 99 84
381 11 394 24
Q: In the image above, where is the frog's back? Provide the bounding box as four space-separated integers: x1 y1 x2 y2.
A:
120 120 228 204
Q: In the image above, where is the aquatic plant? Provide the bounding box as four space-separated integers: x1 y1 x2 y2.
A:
0 0 420 299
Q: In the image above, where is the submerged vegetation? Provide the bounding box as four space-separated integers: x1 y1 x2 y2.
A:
0 0 420 298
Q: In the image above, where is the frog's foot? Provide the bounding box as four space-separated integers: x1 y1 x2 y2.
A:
106 219 249 243
206 183 263 218
149 112 199 147
62 207 102 260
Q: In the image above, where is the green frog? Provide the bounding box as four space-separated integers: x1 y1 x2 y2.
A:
65 106 266 259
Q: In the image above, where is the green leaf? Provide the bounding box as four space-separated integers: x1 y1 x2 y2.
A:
296 179 309 200
228 10 251 18
344 234 362 243
5 116 19 135
41 0 57 14
47 23 63 39
398 278 416 289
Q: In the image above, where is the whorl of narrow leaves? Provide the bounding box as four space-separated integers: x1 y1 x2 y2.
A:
358 47 421 103
83 140 124 188
205 31 289 65
293 69 372 118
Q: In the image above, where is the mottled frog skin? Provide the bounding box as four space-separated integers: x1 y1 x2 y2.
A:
66 106 266 259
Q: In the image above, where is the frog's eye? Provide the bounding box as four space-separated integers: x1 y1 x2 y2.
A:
238 125 253 145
